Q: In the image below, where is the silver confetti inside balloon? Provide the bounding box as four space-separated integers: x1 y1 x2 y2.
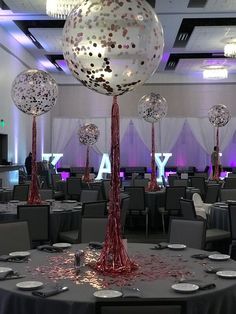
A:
62 0 164 96
138 93 168 123
11 69 58 116
208 104 231 127
79 123 100 145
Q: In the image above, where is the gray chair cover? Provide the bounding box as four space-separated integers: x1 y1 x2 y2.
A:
0 221 31 254
17 205 50 242
168 218 206 249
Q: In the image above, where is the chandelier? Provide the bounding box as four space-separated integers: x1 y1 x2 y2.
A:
46 0 82 19
224 42 236 58
203 66 228 80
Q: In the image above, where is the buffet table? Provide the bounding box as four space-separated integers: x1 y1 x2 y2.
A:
0 243 235 314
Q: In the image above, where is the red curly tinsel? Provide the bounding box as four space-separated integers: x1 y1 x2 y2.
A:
28 116 41 204
93 96 137 275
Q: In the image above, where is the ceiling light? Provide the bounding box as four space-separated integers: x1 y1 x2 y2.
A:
203 66 228 80
224 42 236 58
46 0 82 19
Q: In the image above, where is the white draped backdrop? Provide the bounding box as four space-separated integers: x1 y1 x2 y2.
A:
51 117 236 170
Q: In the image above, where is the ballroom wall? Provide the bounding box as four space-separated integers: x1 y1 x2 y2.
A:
54 83 236 118
0 26 52 164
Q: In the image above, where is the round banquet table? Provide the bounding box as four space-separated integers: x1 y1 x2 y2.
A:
0 201 81 242
209 204 229 231
0 243 236 314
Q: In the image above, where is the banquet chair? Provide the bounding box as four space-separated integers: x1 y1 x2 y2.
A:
192 193 230 243
161 175 167 187
167 174 179 187
204 184 220 203
223 178 236 189
124 186 149 238
80 217 108 243
158 186 186 233
220 189 236 201
96 302 185 314
133 178 149 188
102 179 111 200
67 177 82 200
168 218 206 249
227 173 236 178
173 179 188 187
120 196 130 235
179 199 197 220
17 205 50 244
89 181 104 200
228 203 236 256
0 221 31 254
190 177 206 199
12 184 30 201
39 189 54 200
192 192 211 215
59 215 107 244
80 189 99 203
51 173 62 189
82 200 107 217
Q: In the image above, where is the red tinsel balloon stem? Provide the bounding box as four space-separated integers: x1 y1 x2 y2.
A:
28 116 41 204
83 146 90 182
92 96 137 275
147 123 160 191
213 127 220 181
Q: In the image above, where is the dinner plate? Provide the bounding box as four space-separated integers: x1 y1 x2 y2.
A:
16 281 43 291
0 267 12 273
168 244 187 250
9 200 19 203
9 251 30 257
52 243 72 249
216 270 236 278
171 283 199 293
93 289 122 298
208 254 230 261
52 209 64 212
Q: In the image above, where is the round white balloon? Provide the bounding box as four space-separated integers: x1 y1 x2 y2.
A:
138 93 168 123
62 0 164 96
11 69 58 116
208 104 231 127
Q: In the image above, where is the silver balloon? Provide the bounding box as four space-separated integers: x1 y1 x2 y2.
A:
138 93 168 123
208 104 231 127
11 69 58 116
79 123 100 145
62 0 164 96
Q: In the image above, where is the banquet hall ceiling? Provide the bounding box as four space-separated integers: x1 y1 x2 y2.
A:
1 0 236 84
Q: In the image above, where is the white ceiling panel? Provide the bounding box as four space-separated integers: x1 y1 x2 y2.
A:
4 0 46 13
156 0 236 13
187 26 236 52
176 58 236 73
29 28 62 52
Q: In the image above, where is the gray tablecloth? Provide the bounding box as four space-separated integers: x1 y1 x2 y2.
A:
0 202 81 242
0 243 235 314
209 204 229 231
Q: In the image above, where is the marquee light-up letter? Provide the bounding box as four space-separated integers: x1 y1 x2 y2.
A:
42 153 63 166
155 153 172 181
95 153 111 180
